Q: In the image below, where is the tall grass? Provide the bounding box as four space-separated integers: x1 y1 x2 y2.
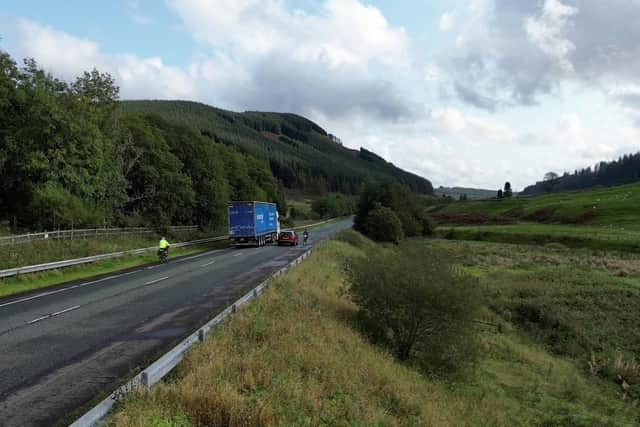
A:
110 239 466 426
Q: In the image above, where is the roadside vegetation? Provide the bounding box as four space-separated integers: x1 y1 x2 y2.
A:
108 230 639 426
0 50 285 233
0 230 212 270
0 239 229 298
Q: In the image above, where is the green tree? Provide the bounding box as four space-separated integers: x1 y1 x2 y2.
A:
364 206 404 243
347 241 481 377
504 182 513 198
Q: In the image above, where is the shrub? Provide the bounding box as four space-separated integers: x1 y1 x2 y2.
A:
420 212 436 236
354 180 427 240
364 207 404 243
346 240 482 378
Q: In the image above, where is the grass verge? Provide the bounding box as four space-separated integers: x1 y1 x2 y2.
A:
0 240 229 298
108 233 638 426
0 230 220 270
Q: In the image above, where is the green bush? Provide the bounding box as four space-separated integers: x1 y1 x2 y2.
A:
364 207 404 243
346 240 482 378
421 212 436 236
311 193 356 218
354 180 429 241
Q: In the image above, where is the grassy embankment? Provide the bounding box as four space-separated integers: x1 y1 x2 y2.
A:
432 182 640 250
109 232 638 426
0 232 228 298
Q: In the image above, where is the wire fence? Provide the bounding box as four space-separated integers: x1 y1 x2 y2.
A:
0 226 199 246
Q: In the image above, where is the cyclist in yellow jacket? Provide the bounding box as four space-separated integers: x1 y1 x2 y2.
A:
158 237 170 260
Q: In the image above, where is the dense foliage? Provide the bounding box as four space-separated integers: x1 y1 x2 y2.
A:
363 207 404 243
354 180 433 241
345 238 481 377
311 193 356 218
522 152 640 195
0 51 284 231
119 101 434 196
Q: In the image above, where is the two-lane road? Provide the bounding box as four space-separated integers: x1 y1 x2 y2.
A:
0 219 351 426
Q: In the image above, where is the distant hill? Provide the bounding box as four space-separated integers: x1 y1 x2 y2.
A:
432 181 640 227
120 101 433 196
522 152 640 195
435 186 496 200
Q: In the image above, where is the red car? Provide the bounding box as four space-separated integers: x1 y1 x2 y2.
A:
277 231 299 246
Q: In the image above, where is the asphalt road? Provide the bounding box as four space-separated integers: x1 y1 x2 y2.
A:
0 219 351 426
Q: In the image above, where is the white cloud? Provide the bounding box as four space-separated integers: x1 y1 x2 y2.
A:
16 18 198 100
525 0 578 72
168 0 411 69
439 12 456 32
441 0 640 110
429 108 518 144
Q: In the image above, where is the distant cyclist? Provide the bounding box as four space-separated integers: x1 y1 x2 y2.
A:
303 230 309 245
158 236 170 262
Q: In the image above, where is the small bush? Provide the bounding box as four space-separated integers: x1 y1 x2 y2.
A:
364 207 404 243
420 212 436 236
347 241 482 378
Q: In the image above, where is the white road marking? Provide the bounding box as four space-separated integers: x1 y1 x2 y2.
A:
27 305 81 325
0 271 138 309
232 253 243 257
144 276 169 285
201 260 216 267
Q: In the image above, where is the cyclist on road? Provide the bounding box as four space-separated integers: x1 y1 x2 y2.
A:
303 230 309 245
158 236 170 259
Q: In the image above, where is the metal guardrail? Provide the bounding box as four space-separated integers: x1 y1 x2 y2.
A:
70 247 314 427
0 236 228 279
0 226 200 246
0 219 339 279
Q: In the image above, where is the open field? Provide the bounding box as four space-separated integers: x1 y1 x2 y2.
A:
108 233 639 426
432 182 640 227
439 223 640 252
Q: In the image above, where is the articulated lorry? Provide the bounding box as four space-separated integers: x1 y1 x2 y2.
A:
228 201 280 247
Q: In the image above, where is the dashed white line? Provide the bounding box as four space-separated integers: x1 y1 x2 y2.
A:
232 253 243 257
27 305 81 325
201 260 216 267
144 276 170 285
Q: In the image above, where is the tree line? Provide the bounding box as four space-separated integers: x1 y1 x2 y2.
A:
0 51 284 232
522 153 640 195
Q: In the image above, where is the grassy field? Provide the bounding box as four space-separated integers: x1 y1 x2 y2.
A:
108 233 639 426
432 182 640 228
439 223 640 252
0 240 229 298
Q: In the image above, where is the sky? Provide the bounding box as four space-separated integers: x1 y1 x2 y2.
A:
2 0 640 191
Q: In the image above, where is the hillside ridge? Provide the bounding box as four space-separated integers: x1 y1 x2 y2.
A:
120 100 433 196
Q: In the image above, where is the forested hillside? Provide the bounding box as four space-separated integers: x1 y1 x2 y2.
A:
522 152 640 195
0 51 284 232
120 100 433 196
0 51 430 233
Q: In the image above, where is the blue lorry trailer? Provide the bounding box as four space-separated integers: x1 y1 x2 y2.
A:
228 201 280 247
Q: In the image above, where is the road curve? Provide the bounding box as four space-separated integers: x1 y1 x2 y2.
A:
0 219 351 427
